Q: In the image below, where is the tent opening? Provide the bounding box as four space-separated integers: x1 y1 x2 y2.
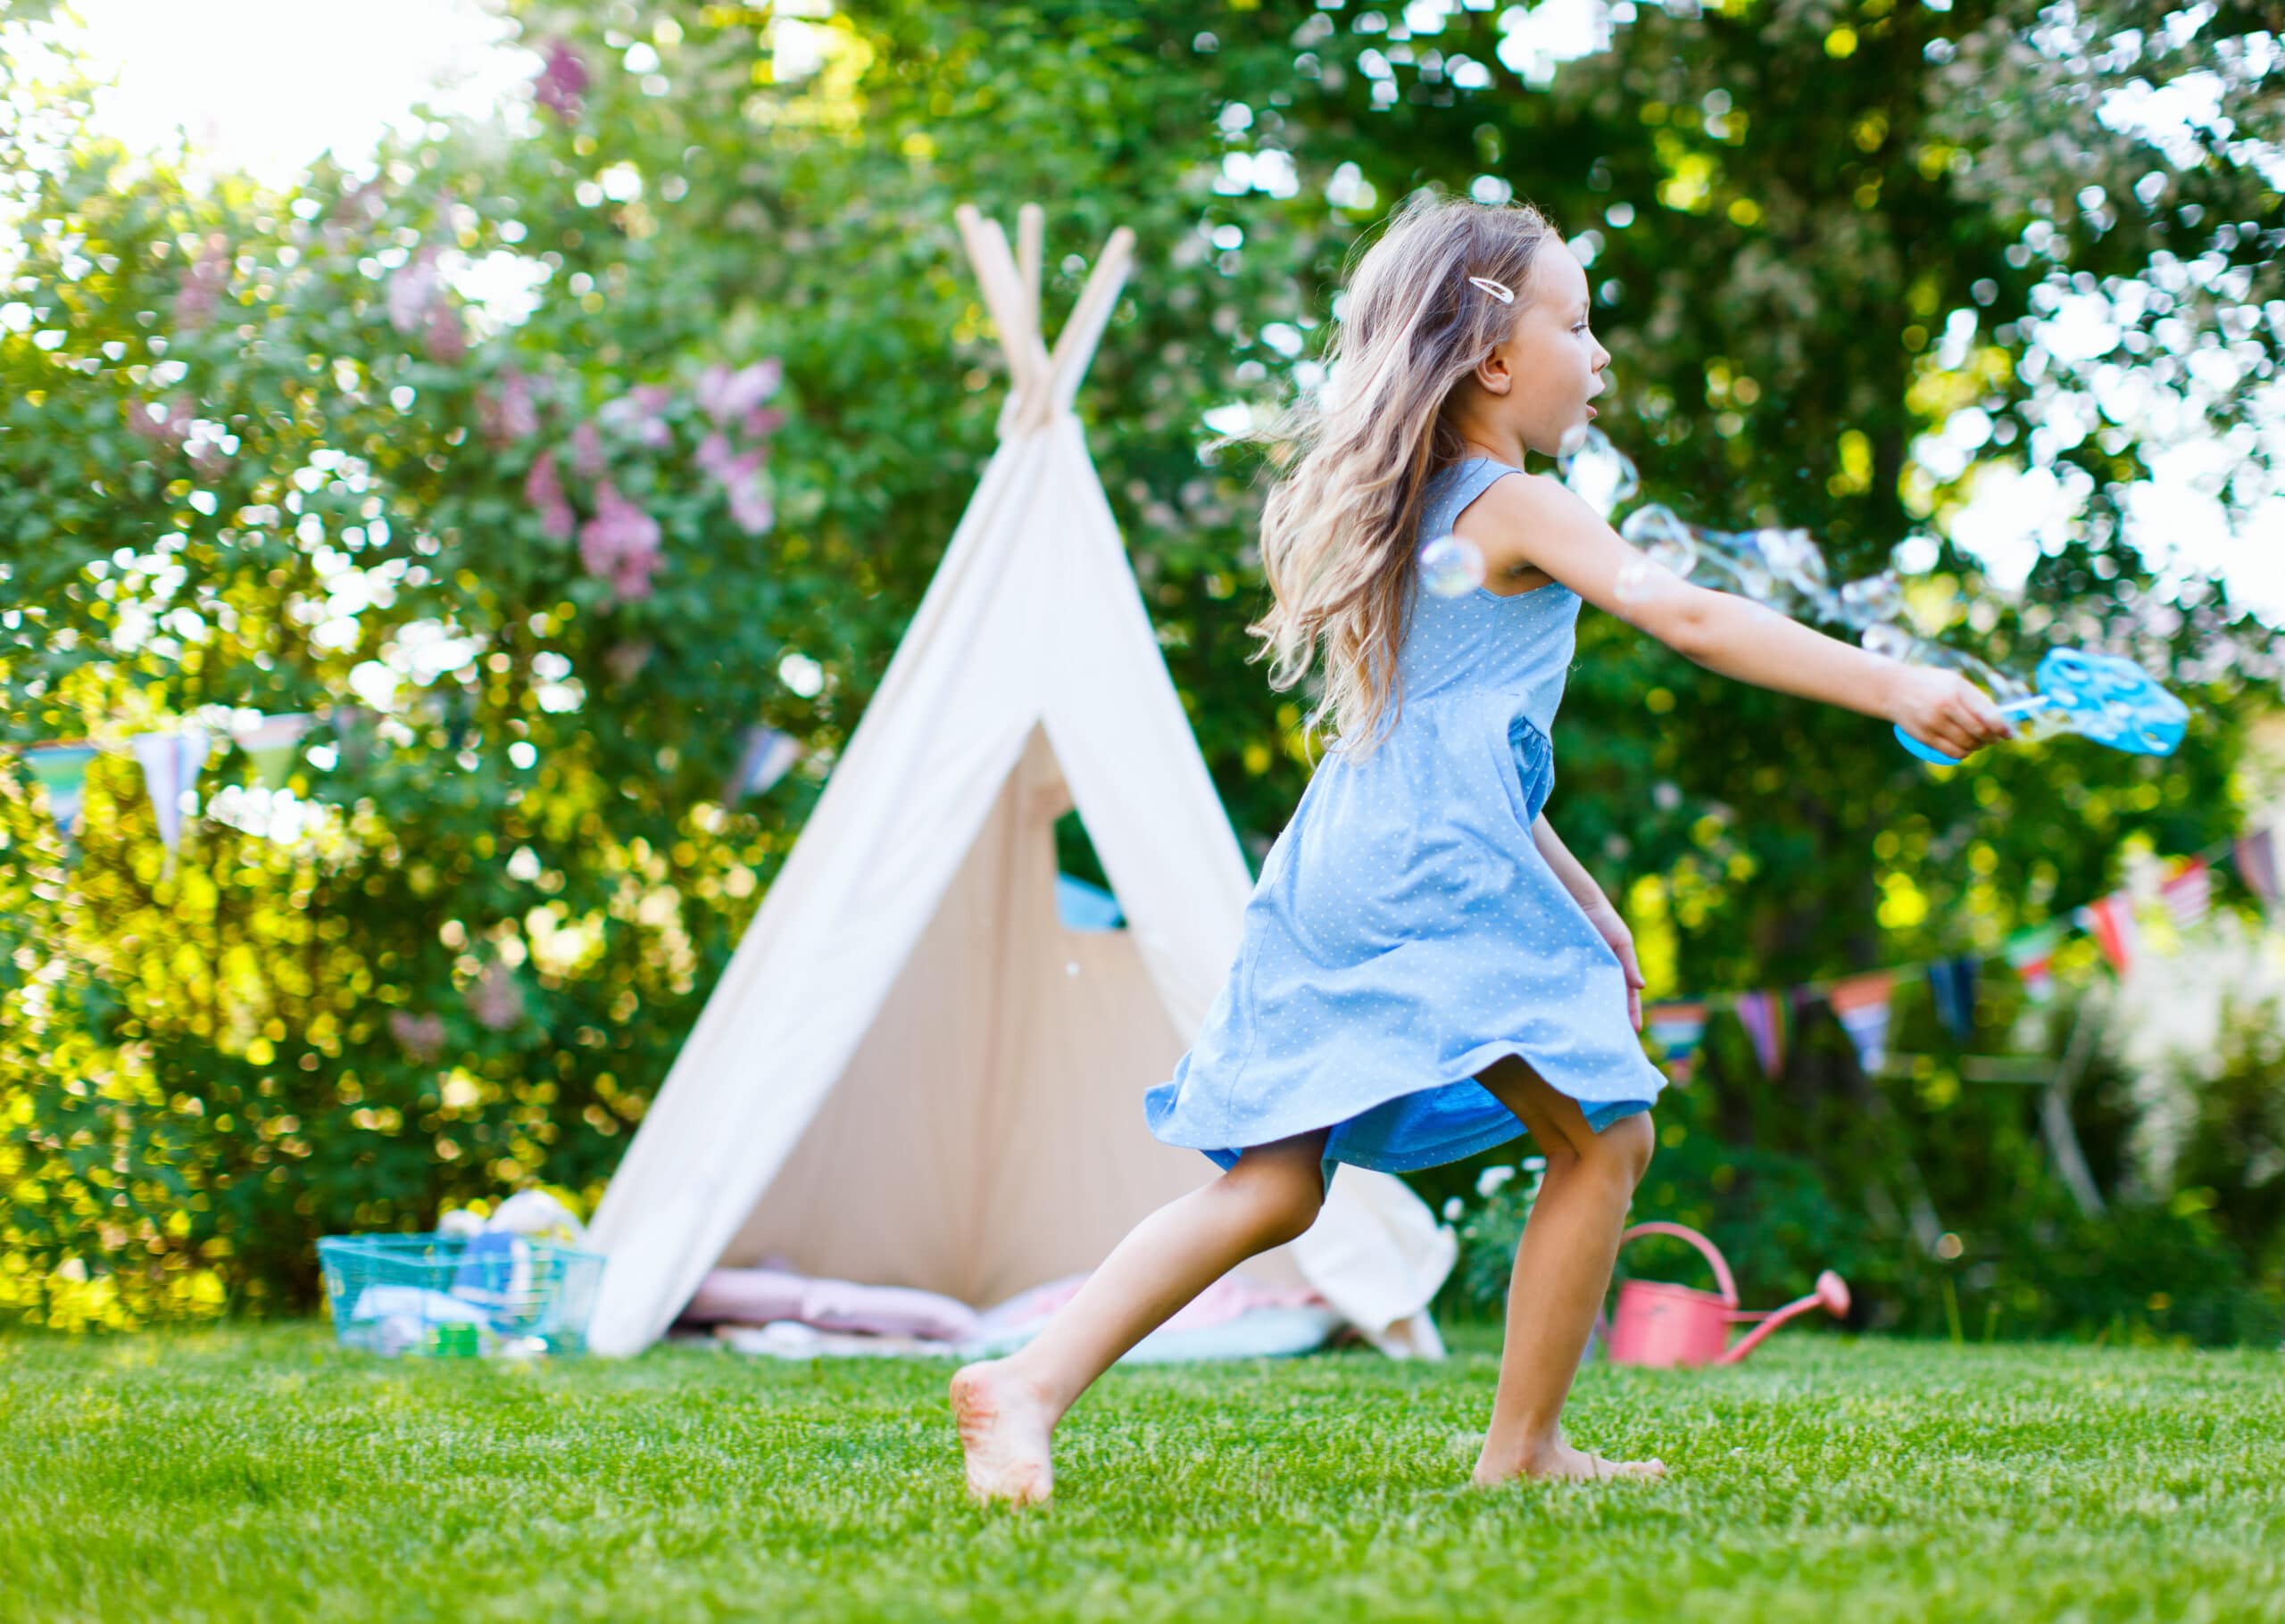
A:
1053 808 1124 931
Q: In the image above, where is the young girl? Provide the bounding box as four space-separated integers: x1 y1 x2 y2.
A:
950 191 2012 1504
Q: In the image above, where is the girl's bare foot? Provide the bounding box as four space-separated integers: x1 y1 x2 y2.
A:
949 1361 1056 1505
1471 1434 1666 1487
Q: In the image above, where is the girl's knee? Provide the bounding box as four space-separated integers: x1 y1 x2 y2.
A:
1217 1159 1325 1247
1595 1109 1656 1186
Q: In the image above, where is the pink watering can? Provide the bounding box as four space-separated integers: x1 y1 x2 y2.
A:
1601 1221 1851 1368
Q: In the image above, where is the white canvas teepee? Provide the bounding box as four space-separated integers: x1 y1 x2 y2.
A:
584 205 1455 1358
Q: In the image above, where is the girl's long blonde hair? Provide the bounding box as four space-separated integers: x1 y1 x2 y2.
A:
1248 190 1558 755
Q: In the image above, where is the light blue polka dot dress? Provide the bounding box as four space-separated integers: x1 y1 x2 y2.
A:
1144 456 1665 1181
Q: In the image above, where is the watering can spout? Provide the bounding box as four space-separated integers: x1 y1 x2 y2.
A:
1717 1270 1852 1365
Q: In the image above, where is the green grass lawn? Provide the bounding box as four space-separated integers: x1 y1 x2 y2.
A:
3 1326 2280 1623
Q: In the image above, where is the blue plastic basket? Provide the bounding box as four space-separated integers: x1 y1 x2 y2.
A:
317 1232 605 1357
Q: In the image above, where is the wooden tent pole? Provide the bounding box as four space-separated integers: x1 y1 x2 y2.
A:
976 215 1054 390
953 204 1048 419
1015 203 1044 339
1045 227 1136 417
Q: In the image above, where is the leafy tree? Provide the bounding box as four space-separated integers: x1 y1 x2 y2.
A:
2 0 2277 1329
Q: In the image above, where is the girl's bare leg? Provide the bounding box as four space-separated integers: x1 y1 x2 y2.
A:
951 1131 1329 1504
1470 1055 1665 1484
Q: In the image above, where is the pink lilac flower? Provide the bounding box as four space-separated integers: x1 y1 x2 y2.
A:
388 1009 446 1063
603 639 655 682
478 370 540 445
467 959 525 1031
598 383 672 448
695 360 782 427
172 233 230 331
569 418 605 477
524 450 577 541
579 480 663 601
534 39 588 117
695 432 772 534
184 427 227 480
742 405 787 441
719 446 775 535
424 300 467 363
128 394 195 449
387 248 443 335
610 551 660 601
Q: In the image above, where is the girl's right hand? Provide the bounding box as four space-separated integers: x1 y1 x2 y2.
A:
1889 667 2015 760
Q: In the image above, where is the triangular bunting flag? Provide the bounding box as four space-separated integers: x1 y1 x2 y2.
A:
130 726 212 877
2002 922 2067 1005
1826 971 1895 1076
2077 892 2140 976
725 725 802 802
1646 999 1708 1080
24 743 102 853
234 713 318 791
1924 956 1981 1043
1734 988 1789 1078
2233 825 2281 913
2159 856 2213 934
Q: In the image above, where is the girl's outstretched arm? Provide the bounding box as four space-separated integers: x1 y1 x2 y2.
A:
1458 473 2017 761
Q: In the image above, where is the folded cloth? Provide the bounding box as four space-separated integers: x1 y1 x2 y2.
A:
1117 1305 1344 1364
449 1232 532 1313
713 1305 1342 1365
683 1267 983 1343
715 1322 955 1360
349 1285 492 1324
976 1270 1321 1340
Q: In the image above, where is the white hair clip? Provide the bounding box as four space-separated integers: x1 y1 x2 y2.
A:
1467 275 1515 304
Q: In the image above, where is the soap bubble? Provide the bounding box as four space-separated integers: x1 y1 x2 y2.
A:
2015 702 2075 743
1702 533 1775 601
1555 421 1591 459
1419 533 1486 597
1921 641 2035 702
1615 558 1659 605
1555 426 1640 517
1755 526 1832 608
1864 623 1917 661
1619 504 1699 577
1839 570 1906 627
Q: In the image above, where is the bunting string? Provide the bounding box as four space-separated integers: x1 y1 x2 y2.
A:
1641 818 2277 1080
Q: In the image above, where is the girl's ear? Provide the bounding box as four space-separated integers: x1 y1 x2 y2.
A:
1474 346 1514 396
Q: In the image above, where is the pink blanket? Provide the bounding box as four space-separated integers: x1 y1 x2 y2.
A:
683 1269 981 1342
682 1264 1319 1344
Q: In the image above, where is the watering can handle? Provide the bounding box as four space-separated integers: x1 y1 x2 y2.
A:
1617 1220 1740 1309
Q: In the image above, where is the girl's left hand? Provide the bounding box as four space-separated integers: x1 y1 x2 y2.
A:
1582 900 1646 1030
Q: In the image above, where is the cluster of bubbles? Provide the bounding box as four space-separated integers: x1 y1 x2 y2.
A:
1417 427 2033 692
1416 425 2189 758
